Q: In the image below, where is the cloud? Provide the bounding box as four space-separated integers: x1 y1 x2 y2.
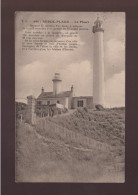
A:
105 70 125 107
107 38 124 53
15 60 93 99
104 38 125 79
15 12 125 107
60 60 92 96
15 60 54 98
16 60 125 107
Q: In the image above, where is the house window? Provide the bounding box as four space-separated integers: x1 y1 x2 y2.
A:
57 100 60 104
77 100 83 107
47 101 50 105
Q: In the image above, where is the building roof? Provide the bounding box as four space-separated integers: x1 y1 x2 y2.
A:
37 91 72 99
72 96 93 99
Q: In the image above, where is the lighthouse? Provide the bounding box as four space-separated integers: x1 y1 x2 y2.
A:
93 17 105 106
52 73 62 95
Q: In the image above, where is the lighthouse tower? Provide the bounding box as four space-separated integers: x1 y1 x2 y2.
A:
52 73 62 96
92 17 105 106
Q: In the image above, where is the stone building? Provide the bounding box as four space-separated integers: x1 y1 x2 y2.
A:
36 73 93 109
72 96 93 109
26 95 36 124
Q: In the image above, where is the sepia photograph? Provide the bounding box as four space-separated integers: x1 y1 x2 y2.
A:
15 11 125 182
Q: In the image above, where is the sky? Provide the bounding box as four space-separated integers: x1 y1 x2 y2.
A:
15 12 125 107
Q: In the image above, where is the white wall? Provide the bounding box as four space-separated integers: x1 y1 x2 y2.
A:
38 97 69 108
93 31 105 106
53 80 62 95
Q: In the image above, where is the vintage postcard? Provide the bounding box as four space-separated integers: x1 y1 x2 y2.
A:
15 12 125 182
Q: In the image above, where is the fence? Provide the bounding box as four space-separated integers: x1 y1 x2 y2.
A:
35 117 125 154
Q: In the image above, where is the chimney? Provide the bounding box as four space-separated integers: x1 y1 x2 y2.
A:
41 87 44 94
71 85 74 96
